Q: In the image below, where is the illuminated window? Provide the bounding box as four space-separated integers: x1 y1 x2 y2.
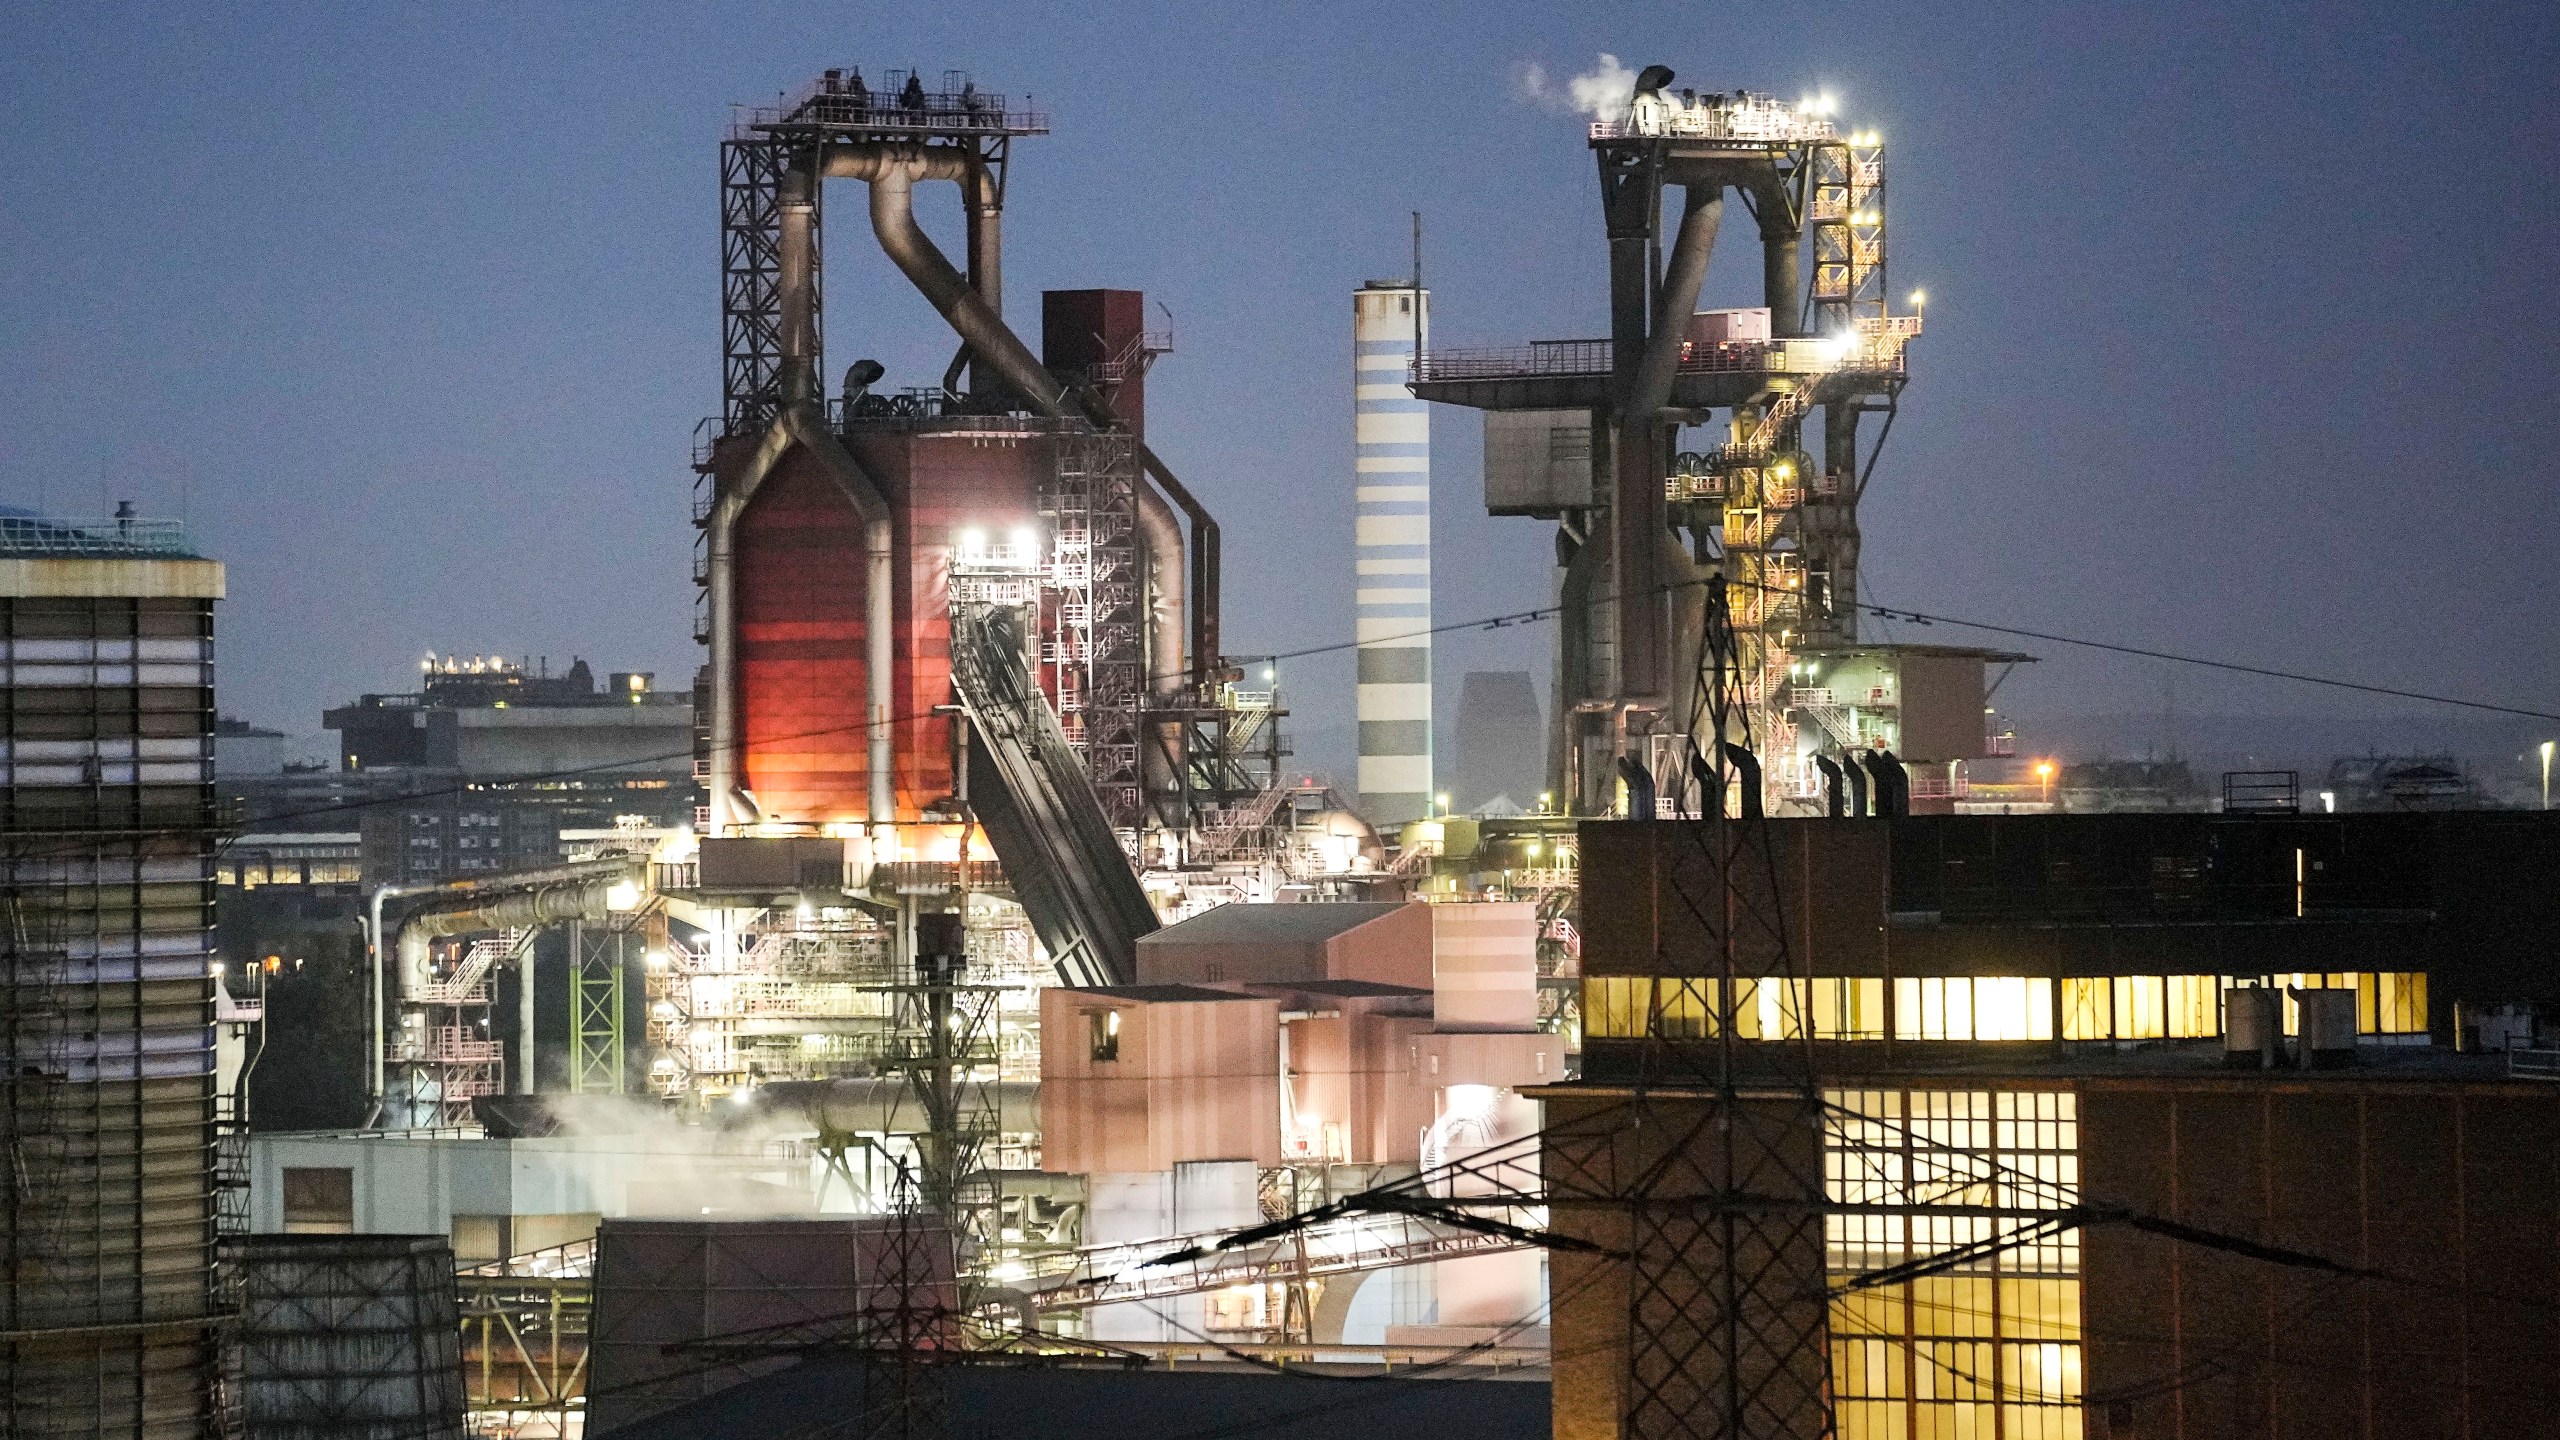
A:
2368 971 2427 1034
1589 972 2427 1045
2165 975 2220 1038
1086 1010 1120 1062
1892 977 2053 1041
1828 1089 2082 1440
1580 977 1884 1040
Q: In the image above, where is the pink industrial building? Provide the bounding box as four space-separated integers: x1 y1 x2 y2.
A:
1040 899 1560 1184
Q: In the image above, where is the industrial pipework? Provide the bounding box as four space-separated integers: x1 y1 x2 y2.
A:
365 860 642 1126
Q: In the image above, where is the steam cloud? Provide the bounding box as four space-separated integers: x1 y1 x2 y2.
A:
1513 53 1641 118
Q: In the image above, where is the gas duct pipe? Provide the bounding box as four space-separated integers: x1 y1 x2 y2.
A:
364 862 640 1124
706 160 900 834
835 142 1201 692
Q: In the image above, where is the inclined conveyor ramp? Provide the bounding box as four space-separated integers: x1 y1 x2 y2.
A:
948 608 1157 987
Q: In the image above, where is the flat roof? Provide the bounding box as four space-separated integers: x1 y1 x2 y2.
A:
1139 901 1412 947
1057 984 1267 1004
1240 979 1432 999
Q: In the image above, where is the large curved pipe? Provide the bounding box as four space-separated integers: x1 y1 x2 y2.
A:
1747 173 1805 338
705 421 795 833
368 862 639 1118
1137 445 1215 683
1629 187 1723 421
842 146 1058 412
393 866 636 1006
838 142 1210 685
963 154 1004 402
1613 186 1722 710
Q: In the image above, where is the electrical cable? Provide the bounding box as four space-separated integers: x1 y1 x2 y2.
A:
189 560 2560 852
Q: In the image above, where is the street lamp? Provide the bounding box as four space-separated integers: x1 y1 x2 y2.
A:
2034 760 2056 806
2542 740 2554 811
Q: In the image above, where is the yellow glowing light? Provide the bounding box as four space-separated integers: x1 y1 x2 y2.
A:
1910 289 1928 308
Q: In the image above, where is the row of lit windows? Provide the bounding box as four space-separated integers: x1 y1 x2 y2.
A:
218 861 362 887
1582 972 2429 1042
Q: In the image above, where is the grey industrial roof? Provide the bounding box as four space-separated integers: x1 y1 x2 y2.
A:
594 1354 1549 1440
1137 901 1412 947
1057 983 1266 1004
1241 979 1432 999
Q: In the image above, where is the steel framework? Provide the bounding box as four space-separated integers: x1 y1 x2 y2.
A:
719 70 1045 439
1041 430 1146 830
1609 571 1834 1440
719 136 800 437
567 912 656 1097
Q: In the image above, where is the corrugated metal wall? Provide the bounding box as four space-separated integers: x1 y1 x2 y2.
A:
2082 1079 2560 1440
0 588 222 1440
233 1235 464 1440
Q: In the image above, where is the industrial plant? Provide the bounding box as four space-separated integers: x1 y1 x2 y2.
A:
6 49 2560 1440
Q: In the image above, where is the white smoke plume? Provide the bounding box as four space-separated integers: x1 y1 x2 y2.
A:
1513 53 1641 118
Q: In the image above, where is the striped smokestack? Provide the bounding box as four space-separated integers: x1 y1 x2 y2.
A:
1353 282 1431 825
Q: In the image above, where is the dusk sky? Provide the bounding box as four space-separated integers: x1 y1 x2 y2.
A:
4 1 2553 776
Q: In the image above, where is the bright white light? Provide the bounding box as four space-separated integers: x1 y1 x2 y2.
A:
1010 525 1038 557
958 527 986 556
1909 289 1928 308
604 878 642 912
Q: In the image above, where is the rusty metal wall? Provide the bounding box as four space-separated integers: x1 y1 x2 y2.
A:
2082 1078 2560 1440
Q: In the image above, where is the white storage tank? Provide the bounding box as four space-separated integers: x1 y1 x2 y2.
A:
2294 988 2360 1067
2224 986 2280 1069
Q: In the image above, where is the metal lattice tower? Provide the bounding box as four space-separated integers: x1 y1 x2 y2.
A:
1540 573 1836 1440
720 136 801 437
1043 430 1146 831
568 916 648 1096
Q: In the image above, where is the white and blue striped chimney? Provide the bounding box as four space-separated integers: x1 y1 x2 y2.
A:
1353 282 1431 825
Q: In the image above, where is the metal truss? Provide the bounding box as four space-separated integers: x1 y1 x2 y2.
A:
720 135 801 437
568 909 659 1096
1042 430 1145 830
